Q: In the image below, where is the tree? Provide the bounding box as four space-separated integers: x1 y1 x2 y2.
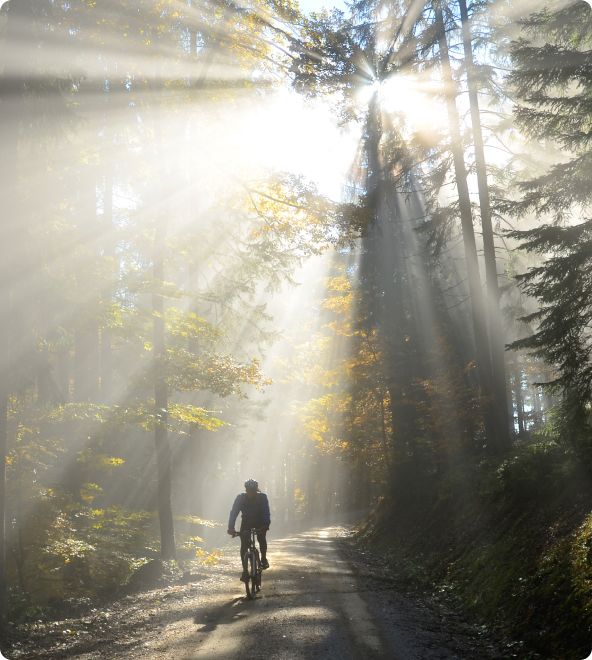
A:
0 0 53 620
458 0 510 442
433 0 508 451
291 0 517 477
0 0 343 612
505 1 592 459
508 221 592 460
0 0 20 622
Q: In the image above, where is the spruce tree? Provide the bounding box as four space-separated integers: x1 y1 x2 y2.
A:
508 1 592 219
506 1 592 457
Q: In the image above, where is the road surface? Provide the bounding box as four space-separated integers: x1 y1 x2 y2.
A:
116 527 495 659
7 527 498 658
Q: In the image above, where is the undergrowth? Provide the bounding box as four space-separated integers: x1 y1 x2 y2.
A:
358 438 592 659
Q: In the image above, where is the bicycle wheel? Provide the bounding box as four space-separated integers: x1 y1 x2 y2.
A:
255 550 262 592
244 550 256 599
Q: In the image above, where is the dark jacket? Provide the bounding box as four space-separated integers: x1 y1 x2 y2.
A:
228 492 271 531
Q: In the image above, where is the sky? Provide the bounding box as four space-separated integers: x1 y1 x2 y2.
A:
298 0 348 14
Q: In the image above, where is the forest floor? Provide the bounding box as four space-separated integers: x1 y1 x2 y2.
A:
3 526 511 659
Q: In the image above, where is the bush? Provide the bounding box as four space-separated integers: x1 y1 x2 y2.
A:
496 440 573 501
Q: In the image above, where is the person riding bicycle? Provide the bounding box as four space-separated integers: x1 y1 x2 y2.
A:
227 479 271 582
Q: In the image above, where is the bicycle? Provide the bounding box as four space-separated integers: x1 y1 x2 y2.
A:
232 528 262 599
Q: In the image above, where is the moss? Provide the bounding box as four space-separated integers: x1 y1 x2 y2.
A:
570 514 592 615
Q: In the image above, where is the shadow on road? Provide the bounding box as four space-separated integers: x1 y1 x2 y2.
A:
166 527 393 659
193 596 249 633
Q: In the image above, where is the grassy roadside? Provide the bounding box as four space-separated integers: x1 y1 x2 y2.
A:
355 445 592 659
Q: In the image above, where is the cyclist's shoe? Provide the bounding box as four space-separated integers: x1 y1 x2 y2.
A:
261 558 269 570
240 570 249 582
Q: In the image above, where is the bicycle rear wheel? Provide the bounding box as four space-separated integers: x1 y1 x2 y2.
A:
244 551 256 599
255 550 262 592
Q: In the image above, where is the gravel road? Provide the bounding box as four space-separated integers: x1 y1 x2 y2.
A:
5 526 501 659
121 527 498 659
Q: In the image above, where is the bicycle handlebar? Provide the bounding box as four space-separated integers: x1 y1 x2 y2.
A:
229 527 266 537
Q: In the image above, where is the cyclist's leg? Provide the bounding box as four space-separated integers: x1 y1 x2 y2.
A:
256 530 268 565
240 532 249 574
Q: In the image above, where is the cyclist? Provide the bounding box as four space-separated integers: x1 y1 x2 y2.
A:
227 479 271 582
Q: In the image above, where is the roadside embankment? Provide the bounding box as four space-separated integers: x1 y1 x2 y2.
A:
354 445 592 659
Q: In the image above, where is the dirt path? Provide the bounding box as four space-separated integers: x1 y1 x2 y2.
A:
108 526 497 659
5 527 502 659
143 527 390 659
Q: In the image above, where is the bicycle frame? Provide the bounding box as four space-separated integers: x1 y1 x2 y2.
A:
233 527 262 598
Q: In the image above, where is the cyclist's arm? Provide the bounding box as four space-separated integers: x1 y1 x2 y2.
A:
228 494 243 532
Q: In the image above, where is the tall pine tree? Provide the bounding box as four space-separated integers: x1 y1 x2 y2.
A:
506 1 592 461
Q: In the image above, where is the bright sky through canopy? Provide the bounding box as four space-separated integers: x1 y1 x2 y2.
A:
242 90 359 200
298 0 347 13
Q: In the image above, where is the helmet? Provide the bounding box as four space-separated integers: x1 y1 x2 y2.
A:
244 478 258 491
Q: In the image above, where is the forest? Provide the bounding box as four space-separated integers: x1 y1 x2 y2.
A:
1 0 592 658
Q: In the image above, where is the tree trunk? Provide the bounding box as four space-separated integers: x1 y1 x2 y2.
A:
434 1 503 452
378 383 393 474
532 382 542 427
0 0 23 620
363 94 420 471
458 0 511 446
153 222 176 560
513 363 526 435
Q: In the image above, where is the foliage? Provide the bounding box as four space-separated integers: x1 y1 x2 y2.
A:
505 1 592 460
358 444 592 658
495 439 573 500
508 221 592 402
0 0 340 619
